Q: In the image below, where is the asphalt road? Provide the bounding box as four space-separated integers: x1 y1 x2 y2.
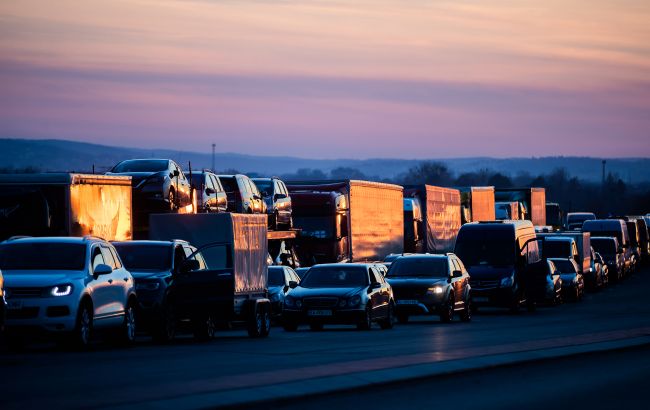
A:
2 266 649 409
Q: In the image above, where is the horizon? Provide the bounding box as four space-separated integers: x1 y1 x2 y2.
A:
1 1 649 159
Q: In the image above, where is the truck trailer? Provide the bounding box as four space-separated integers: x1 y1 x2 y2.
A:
403 185 461 253
495 188 546 227
148 213 271 338
0 173 132 241
287 180 404 266
456 186 495 224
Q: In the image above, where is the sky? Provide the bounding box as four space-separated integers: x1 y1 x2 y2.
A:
0 0 649 159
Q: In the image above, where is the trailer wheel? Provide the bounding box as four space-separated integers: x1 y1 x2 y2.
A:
247 303 265 338
260 304 271 337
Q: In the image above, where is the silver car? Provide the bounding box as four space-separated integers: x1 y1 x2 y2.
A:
0 236 137 348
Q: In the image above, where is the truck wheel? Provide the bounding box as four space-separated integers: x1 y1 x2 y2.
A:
193 314 216 341
260 304 271 337
248 304 265 338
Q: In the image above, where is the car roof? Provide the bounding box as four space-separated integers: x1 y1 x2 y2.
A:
112 240 189 246
1 236 100 245
310 263 373 268
545 237 573 242
395 254 449 259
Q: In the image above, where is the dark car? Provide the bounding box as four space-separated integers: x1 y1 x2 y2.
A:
190 171 228 214
268 266 301 317
386 254 471 323
548 258 584 301
252 177 293 230
454 220 539 312
583 219 631 276
108 159 192 212
565 212 596 230
282 263 395 331
528 259 563 305
112 240 204 341
591 236 624 282
218 174 265 214
593 251 609 287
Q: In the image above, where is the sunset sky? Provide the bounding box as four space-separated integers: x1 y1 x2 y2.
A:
1 0 649 159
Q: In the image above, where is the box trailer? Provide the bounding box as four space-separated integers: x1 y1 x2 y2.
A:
403 185 461 253
149 213 271 338
0 173 132 241
287 180 403 266
495 188 546 226
456 186 495 224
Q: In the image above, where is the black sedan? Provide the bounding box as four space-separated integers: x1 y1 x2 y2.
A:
385 254 471 323
282 263 395 331
548 258 585 302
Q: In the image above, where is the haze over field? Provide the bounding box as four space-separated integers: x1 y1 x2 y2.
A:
1 1 649 158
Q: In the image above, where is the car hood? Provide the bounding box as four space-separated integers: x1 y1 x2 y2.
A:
106 171 164 186
386 277 448 287
129 270 172 280
288 286 365 298
3 270 85 287
464 265 514 280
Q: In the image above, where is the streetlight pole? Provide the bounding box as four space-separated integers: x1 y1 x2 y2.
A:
212 143 216 171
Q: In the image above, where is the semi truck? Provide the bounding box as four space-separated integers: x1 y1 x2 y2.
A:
0 173 132 241
148 213 271 338
495 188 546 226
403 185 461 253
456 186 495 224
287 180 404 266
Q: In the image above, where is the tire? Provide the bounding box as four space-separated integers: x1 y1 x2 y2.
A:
72 302 93 349
193 314 216 341
272 211 280 231
168 189 176 211
309 323 324 331
153 304 176 343
357 307 373 330
459 298 472 322
247 304 264 338
378 303 395 329
283 321 298 332
397 314 409 324
260 305 271 337
119 301 137 346
440 295 454 323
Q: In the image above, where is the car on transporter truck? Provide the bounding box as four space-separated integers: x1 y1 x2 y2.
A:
0 236 137 349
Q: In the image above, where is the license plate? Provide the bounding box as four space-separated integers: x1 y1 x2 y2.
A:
473 296 489 303
397 300 418 305
7 300 23 310
308 309 332 317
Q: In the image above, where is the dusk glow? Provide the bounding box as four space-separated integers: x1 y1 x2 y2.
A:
1 0 649 158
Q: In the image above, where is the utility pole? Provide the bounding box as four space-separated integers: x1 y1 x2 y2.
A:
211 143 216 171
601 160 606 188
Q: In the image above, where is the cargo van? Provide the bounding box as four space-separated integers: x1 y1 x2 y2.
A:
582 219 631 275
454 220 540 312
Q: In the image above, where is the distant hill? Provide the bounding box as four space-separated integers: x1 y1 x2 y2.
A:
1 138 648 184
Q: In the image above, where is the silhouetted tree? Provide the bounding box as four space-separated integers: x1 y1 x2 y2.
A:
401 161 453 185
329 167 367 180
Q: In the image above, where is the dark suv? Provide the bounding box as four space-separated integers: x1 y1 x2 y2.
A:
108 159 193 237
252 177 293 230
218 174 265 214
190 171 228 213
386 254 471 323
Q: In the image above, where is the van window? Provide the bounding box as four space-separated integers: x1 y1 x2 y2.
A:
455 228 516 267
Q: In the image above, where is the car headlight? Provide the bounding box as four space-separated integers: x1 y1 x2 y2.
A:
348 295 361 307
135 281 161 291
500 275 514 287
426 286 444 295
51 284 73 297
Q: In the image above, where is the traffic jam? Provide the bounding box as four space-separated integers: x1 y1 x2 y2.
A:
0 158 648 349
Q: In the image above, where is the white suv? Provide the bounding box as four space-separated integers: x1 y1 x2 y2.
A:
0 236 137 348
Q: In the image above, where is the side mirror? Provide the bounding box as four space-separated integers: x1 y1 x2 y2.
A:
205 187 216 195
289 281 298 289
180 259 200 274
94 263 113 276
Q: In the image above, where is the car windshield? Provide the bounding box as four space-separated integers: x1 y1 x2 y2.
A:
112 159 168 173
253 180 273 197
268 267 285 286
543 240 571 258
301 267 368 288
0 242 86 271
455 230 515 267
551 259 575 273
219 177 237 193
293 216 334 239
591 239 617 255
387 257 448 278
113 244 172 271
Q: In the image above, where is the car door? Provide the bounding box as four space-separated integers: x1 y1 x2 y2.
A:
109 244 132 310
248 179 264 213
455 257 471 305
100 245 126 318
211 175 228 212
280 181 292 223
367 268 384 317
88 245 113 322
203 174 216 212
450 258 466 309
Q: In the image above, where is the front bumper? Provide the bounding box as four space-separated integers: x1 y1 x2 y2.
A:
470 286 517 308
5 296 77 333
282 307 366 325
393 294 446 316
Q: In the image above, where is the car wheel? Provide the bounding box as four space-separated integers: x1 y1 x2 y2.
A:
247 305 265 338
168 189 177 211
272 211 280 231
72 302 93 349
309 323 324 331
193 314 216 341
397 314 409 324
357 307 373 330
283 321 298 332
153 304 176 343
119 302 137 346
379 303 395 329
440 295 454 323
460 298 472 322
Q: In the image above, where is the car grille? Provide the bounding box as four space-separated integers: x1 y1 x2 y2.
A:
392 286 427 299
7 307 40 319
303 297 338 308
6 287 43 298
470 279 500 289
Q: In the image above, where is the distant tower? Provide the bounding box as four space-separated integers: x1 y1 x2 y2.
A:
212 143 216 171
601 159 606 188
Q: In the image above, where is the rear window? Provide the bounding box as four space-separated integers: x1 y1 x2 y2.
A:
219 177 237 193
591 238 617 255
387 257 448 278
301 266 368 288
253 179 274 197
113 244 172 271
551 259 576 273
543 240 571 258
0 242 87 271
268 267 285 286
